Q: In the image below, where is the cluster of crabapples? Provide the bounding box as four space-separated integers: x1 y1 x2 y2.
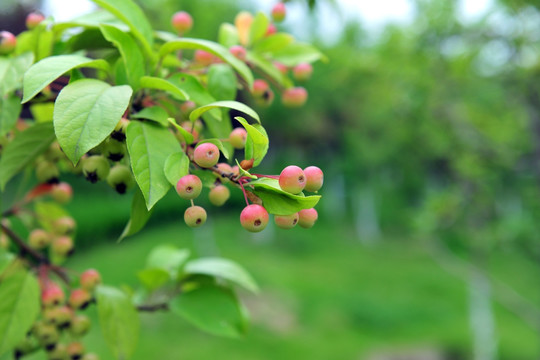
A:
170 2 312 108
14 270 101 360
175 127 323 232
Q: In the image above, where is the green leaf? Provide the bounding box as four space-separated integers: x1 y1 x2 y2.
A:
167 118 194 144
197 139 230 160
53 79 133 165
234 117 269 167
139 76 189 101
126 121 182 210
96 285 140 360
234 159 256 179
90 0 154 58
146 245 190 277
164 152 190 186
168 73 220 122
119 187 153 241
15 28 53 61
218 23 239 48
0 94 21 136
185 258 258 293
22 55 110 103
204 109 233 157
191 169 218 187
248 12 269 45
137 268 170 291
0 268 40 355
247 52 293 89
132 106 169 126
159 38 253 87
170 284 248 338
272 43 328 67
0 252 15 275
190 101 260 124
0 52 34 96
0 122 55 190
208 64 238 101
253 33 294 54
29 102 55 123
249 177 321 215
100 24 145 89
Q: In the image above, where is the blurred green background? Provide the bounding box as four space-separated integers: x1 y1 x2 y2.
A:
2 0 540 359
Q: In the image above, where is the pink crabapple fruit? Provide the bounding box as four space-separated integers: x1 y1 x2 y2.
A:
80 269 101 291
171 11 193 34
69 288 92 310
274 213 299 229
293 63 313 81
229 128 247 149
52 236 74 257
274 62 288 75
271 3 287 23
266 23 277 36
67 342 85 359
194 50 215 66
298 208 318 228
303 166 324 192
209 185 230 206
41 284 65 307
0 31 16 54
184 206 207 228
279 165 306 194
282 87 308 107
229 45 247 60
194 143 220 168
53 216 76 235
240 204 269 232
26 12 45 29
252 79 270 97
176 174 202 200
51 182 73 203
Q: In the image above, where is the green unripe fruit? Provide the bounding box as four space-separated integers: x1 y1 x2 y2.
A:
34 323 59 350
0 232 8 249
194 143 220 168
43 306 73 328
53 217 76 235
229 128 247 149
240 204 269 232
111 118 129 142
52 236 74 257
51 182 73 203
303 166 324 192
28 229 51 249
103 138 126 161
82 156 110 183
176 175 202 200
0 31 16 55
44 142 65 162
69 288 92 310
82 354 99 360
209 185 230 206
36 161 60 184
69 315 91 337
107 165 134 194
47 343 69 360
274 213 299 229
14 337 36 358
279 165 306 194
184 206 207 228
298 208 318 228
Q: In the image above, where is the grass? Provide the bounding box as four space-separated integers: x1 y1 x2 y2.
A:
13 212 539 360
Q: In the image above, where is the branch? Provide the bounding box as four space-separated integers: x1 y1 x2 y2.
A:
136 302 169 312
0 223 48 263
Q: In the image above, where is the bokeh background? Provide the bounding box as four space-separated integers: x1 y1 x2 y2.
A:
2 0 540 359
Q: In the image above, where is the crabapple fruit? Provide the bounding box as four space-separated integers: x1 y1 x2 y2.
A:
34 323 59 349
209 185 230 206
43 306 73 327
26 12 45 29
229 128 247 149
67 342 85 359
82 155 110 183
0 31 16 54
274 62 288 75
36 161 59 184
184 206 207 228
216 163 234 183
229 45 247 60
52 236 74 257
293 63 313 81
41 284 65 307
28 229 51 249
176 174 202 200
47 344 69 359
279 165 306 194
69 288 92 310
107 164 134 194
271 3 287 23
70 315 91 336
252 79 269 97
171 11 193 34
303 166 324 192
240 204 269 232
194 50 215 66
194 143 220 168
51 182 73 203
103 138 125 161
53 216 76 235
282 87 308 107
266 23 277 36
180 100 196 115
298 208 318 228
111 118 129 142
80 269 101 291
274 213 299 229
